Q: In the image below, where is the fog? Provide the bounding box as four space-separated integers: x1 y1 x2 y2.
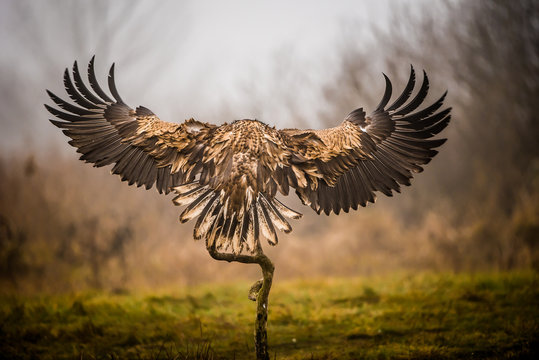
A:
1 0 537 293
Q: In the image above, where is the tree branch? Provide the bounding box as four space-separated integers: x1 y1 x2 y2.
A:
207 246 274 360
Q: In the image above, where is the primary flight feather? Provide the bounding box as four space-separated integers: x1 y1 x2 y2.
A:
46 57 450 255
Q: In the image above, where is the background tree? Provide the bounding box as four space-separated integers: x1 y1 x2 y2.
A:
0 0 537 293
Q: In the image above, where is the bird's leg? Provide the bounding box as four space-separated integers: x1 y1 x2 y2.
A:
207 246 274 360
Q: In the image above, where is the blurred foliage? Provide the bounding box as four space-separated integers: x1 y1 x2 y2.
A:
317 0 539 270
0 272 537 359
0 0 538 292
323 0 539 210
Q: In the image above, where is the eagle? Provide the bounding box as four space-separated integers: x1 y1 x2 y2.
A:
46 57 450 255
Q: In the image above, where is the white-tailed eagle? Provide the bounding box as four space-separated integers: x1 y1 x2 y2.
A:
46 57 450 255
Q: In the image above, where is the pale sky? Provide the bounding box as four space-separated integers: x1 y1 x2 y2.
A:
0 0 419 151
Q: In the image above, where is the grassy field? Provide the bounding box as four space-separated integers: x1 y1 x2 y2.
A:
0 272 538 359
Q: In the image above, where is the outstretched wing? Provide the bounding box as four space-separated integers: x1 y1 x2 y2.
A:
46 57 216 194
281 66 451 215
46 58 300 255
47 60 450 255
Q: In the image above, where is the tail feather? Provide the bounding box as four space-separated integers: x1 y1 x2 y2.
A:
172 184 207 206
232 214 244 254
179 189 213 223
238 211 251 250
273 197 303 219
259 193 292 233
246 206 257 252
173 182 200 194
193 193 219 239
207 205 225 249
257 201 278 245
173 182 302 254
226 215 239 252
217 215 233 250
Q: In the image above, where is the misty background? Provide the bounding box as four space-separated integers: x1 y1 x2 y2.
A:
0 0 537 293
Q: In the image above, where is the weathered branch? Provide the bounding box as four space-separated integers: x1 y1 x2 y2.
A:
207 247 274 360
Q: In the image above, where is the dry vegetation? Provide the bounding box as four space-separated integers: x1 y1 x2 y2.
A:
0 0 538 293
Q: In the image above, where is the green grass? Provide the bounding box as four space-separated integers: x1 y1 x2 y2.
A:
1 272 538 359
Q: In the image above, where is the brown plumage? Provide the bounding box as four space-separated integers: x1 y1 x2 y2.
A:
46 57 451 254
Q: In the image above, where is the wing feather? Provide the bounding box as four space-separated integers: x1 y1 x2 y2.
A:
107 63 125 104
393 70 429 116
48 59 449 254
88 56 114 103
281 66 450 215
63 68 98 109
47 58 215 194
374 74 392 112
72 61 105 106
386 65 416 111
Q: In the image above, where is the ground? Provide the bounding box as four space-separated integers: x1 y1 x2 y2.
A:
0 272 538 359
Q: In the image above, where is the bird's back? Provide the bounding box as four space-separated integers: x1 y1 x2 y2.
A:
46 59 449 254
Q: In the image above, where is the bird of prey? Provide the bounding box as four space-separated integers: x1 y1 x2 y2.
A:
46 58 450 255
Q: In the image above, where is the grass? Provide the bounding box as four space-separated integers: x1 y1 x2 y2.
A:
0 272 538 359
